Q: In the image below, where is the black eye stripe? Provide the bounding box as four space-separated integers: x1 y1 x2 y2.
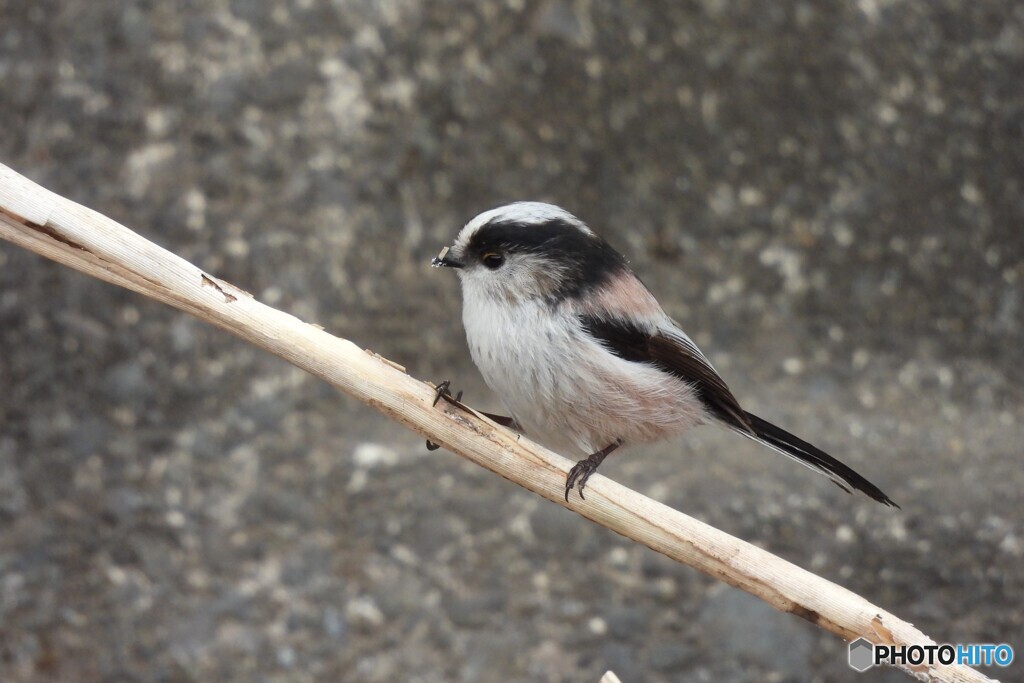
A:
465 218 628 302
467 219 593 256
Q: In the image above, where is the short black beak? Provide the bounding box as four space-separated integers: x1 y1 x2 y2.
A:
431 246 464 269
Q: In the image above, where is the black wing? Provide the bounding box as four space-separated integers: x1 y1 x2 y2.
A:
579 314 898 507
578 315 751 430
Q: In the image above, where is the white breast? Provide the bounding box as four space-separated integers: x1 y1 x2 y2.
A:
461 292 707 457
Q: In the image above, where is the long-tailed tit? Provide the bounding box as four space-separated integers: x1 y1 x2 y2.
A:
431 202 896 507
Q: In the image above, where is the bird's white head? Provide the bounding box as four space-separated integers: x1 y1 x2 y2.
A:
432 202 627 306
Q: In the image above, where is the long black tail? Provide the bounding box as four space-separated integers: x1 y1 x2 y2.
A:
739 412 899 508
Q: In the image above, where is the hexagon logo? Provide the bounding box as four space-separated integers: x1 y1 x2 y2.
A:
849 637 875 672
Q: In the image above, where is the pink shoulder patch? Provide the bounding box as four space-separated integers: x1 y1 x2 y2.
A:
588 270 664 319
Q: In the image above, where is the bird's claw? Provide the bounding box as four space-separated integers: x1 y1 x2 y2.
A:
564 441 621 502
565 456 599 502
426 379 464 450
432 379 463 407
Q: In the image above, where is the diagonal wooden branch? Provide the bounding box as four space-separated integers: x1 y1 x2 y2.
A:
0 162 994 682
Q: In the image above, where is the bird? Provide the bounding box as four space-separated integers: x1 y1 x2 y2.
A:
430 201 897 507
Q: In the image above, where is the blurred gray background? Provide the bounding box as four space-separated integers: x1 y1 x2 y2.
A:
1 1 1022 681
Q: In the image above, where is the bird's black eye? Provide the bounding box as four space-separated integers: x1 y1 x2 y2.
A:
481 252 505 269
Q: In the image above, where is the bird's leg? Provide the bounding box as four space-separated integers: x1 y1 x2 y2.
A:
565 440 623 501
426 379 516 450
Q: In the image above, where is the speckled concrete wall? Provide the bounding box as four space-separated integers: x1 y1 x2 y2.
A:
1 2 1021 681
